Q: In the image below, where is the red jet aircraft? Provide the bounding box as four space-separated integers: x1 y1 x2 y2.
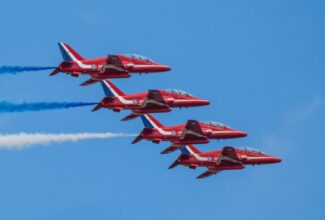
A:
132 114 247 154
92 80 210 121
169 145 281 179
50 42 171 86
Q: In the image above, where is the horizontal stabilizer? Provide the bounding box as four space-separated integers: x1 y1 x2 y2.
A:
196 170 220 179
161 144 184 154
168 159 179 169
92 103 103 112
49 67 61 76
80 78 99 86
131 135 143 144
121 113 140 121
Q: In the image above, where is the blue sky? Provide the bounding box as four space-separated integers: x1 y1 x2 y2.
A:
0 0 324 219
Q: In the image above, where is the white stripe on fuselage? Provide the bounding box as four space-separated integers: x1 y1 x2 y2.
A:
102 81 133 104
60 43 93 69
144 115 173 136
209 130 238 134
172 99 198 103
245 156 270 160
131 64 157 68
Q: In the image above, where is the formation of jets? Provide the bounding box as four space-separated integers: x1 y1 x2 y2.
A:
51 42 281 179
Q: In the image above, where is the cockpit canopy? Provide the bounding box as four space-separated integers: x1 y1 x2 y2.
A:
243 147 264 154
163 89 193 96
201 121 229 128
124 54 153 62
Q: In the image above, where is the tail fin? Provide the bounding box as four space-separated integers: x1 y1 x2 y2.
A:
140 114 164 129
58 42 84 61
180 145 201 155
100 80 126 97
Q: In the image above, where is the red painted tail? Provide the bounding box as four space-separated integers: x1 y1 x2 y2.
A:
58 42 84 61
140 114 164 129
180 145 202 155
100 80 126 97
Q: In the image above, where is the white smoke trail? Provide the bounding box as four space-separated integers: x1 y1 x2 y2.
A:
0 132 136 149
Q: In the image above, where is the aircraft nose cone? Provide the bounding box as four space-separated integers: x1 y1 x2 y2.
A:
271 157 282 163
159 64 171 71
194 99 210 106
262 156 282 164
201 99 210 105
238 131 248 137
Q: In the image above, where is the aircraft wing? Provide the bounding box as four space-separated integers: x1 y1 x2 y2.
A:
217 146 242 166
196 169 220 179
103 55 129 74
178 120 208 142
197 147 243 179
141 90 170 109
